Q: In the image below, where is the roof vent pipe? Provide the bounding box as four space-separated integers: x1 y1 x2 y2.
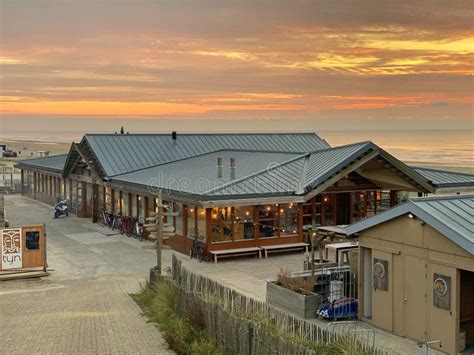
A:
217 157 223 178
172 131 177 140
230 158 236 179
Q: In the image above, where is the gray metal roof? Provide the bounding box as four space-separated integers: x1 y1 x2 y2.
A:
111 140 435 202
84 133 330 177
346 195 474 254
112 150 302 196
412 167 474 188
16 154 68 173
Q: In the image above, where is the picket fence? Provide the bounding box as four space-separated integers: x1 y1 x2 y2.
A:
171 255 386 355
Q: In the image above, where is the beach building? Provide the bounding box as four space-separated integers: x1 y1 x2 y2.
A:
346 195 474 355
16 132 474 259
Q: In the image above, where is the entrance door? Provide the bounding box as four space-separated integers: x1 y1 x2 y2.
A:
336 193 350 225
403 255 426 341
372 250 393 331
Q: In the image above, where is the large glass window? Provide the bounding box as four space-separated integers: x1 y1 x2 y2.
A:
211 207 233 242
187 206 197 237
351 192 365 223
322 194 335 225
258 205 278 238
279 204 298 237
197 208 207 240
175 202 184 236
233 206 254 240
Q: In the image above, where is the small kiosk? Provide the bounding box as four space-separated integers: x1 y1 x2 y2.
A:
0 225 48 279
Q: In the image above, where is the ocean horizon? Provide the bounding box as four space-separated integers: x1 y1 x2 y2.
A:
1 129 473 169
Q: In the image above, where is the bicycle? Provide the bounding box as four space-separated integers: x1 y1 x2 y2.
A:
111 215 121 230
120 217 133 237
132 219 144 241
190 236 204 262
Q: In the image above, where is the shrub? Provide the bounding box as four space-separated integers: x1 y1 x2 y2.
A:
133 280 221 355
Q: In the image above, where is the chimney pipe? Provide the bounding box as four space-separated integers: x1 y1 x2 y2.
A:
172 131 177 140
217 157 223 178
230 158 236 179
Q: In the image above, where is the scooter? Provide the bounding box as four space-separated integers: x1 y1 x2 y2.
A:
53 198 69 219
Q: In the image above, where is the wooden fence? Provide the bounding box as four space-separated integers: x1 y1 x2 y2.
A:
171 255 386 354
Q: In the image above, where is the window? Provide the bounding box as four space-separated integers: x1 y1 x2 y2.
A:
233 206 254 240
211 207 233 242
279 204 298 237
258 205 278 238
25 231 40 250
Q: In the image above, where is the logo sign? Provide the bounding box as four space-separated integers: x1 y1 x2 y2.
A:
433 273 451 310
373 258 388 291
1 228 22 270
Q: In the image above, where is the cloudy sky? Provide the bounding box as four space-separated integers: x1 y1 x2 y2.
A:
1 0 473 132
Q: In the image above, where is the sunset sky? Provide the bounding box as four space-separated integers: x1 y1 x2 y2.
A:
1 0 473 132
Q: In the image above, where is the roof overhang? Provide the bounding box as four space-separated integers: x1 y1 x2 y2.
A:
346 198 474 255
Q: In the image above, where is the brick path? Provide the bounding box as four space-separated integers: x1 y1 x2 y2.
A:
0 195 173 354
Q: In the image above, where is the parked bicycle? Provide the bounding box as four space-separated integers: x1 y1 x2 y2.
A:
119 217 133 237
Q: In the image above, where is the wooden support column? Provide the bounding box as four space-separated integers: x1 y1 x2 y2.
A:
297 203 304 242
20 170 24 195
253 205 259 243
111 189 116 214
119 191 123 215
144 196 149 220
231 206 236 242
206 208 212 252
136 195 140 218
390 190 398 207
183 204 188 237
128 193 132 217
33 172 37 199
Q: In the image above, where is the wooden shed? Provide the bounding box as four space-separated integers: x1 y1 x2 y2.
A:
346 195 474 355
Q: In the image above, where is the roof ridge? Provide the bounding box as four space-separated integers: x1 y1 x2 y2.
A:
412 166 474 177
84 132 322 136
19 153 68 163
204 152 309 195
307 140 373 155
109 149 303 178
410 194 474 202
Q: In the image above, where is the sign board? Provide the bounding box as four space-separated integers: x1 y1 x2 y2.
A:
1 228 22 269
433 273 451 310
373 258 388 291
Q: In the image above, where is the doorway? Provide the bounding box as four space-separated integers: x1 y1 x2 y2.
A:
403 255 426 341
362 247 372 318
336 193 350 225
460 270 474 352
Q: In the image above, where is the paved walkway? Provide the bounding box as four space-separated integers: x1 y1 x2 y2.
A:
1 195 173 354
1 195 440 355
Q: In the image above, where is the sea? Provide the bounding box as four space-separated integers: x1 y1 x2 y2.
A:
1 129 472 170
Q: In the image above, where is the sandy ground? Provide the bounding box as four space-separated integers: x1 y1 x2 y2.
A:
0 138 71 155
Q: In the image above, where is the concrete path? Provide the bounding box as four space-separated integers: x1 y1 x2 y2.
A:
1 195 440 355
1 195 173 354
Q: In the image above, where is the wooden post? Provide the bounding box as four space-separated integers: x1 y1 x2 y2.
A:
20 170 24 195
111 189 115 214
390 190 398 207
155 191 164 275
253 205 259 243
42 223 47 272
297 203 303 242
206 208 212 252
311 230 317 277
128 193 132 217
